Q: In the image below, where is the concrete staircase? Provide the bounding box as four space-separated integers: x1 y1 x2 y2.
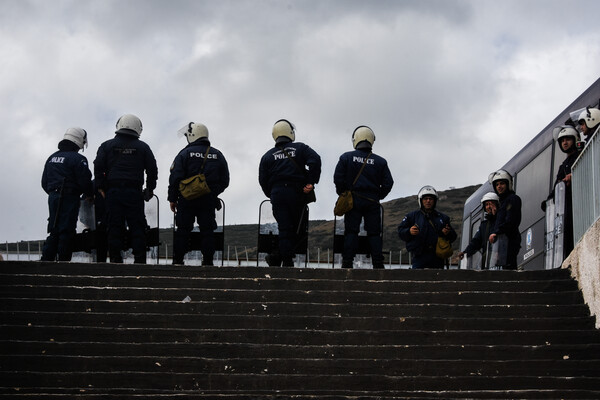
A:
1 261 600 399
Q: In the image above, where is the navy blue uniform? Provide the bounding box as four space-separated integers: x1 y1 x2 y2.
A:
94 133 158 263
492 191 521 269
398 209 457 269
259 141 321 266
551 151 580 257
462 215 496 269
333 148 393 267
41 140 93 261
168 139 230 265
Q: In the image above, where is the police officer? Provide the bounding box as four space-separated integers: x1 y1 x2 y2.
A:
94 114 158 264
458 192 499 269
542 125 582 257
168 123 230 266
333 126 394 269
397 186 457 269
488 169 522 270
577 107 600 146
41 128 93 261
259 119 321 267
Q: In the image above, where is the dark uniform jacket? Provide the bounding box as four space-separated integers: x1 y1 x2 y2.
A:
94 134 158 192
168 139 230 203
333 148 394 201
398 209 457 257
492 191 521 240
463 214 496 257
492 190 522 268
258 141 321 198
42 140 93 197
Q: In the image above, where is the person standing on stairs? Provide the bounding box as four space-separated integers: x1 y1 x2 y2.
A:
458 192 499 270
168 122 230 266
488 169 522 270
333 126 394 269
398 185 457 269
259 119 321 267
41 127 93 262
94 114 158 264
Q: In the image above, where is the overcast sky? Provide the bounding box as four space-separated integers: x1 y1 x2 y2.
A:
1 0 599 243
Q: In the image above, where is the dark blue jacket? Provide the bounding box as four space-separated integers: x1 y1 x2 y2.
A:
333 148 393 200
492 191 522 259
41 140 93 197
398 209 457 256
492 191 521 239
94 134 158 191
168 139 230 202
463 214 496 257
259 141 321 198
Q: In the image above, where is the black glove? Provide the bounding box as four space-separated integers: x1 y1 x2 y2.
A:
143 188 153 202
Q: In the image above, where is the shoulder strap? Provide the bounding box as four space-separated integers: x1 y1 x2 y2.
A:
200 146 211 173
280 146 305 176
351 152 372 187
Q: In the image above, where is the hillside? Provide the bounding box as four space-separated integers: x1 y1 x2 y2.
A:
157 184 481 261
3 184 482 263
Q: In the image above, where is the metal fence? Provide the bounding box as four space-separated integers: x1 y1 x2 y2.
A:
572 128 600 243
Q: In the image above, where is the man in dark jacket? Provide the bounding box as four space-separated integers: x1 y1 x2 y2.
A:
41 127 93 261
333 126 393 269
94 114 158 264
398 185 457 269
259 119 321 267
168 122 230 266
542 125 582 258
488 169 522 270
458 192 499 269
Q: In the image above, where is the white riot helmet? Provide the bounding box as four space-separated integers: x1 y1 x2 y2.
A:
63 127 88 150
115 114 143 137
553 125 580 153
352 125 375 149
480 192 499 205
417 185 438 208
578 107 600 131
272 119 295 143
178 122 209 144
488 169 513 193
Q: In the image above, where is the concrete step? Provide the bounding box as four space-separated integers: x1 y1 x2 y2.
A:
0 273 579 292
2 371 600 392
4 354 600 376
0 261 574 281
3 326 600 345
3 310 596 330
1 298 591 318
4 341 600 360
0 285 585 305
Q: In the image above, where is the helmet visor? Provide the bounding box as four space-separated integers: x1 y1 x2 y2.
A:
569 107 586 125
177 122 193 138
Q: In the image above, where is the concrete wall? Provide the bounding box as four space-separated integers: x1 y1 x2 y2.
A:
563 217 600 329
